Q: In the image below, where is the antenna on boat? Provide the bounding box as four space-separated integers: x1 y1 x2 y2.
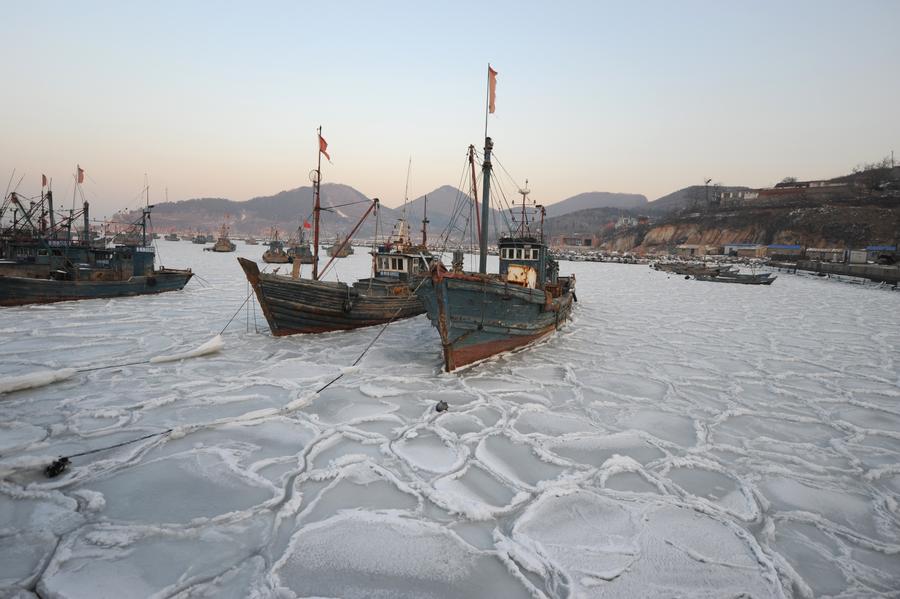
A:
403 156 412 222
518 179 530 236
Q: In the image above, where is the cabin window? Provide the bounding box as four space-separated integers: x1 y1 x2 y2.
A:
531 249 540 260
38 249 48 256
378 257 388 270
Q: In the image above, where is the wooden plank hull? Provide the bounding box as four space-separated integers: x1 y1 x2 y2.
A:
416 271 575 371
238 257 424 335
0 270 193 306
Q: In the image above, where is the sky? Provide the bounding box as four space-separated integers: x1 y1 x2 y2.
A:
2 0 899 218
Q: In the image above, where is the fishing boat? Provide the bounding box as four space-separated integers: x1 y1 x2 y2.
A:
325 234 354 258
415 67 576 371
244 236 259 245
205 222 236 252
238 127 433 335
1 183 193 306
287 225 315 264
694 271 776 285
164 231 179 241
262 229 290 264
191 233 207 244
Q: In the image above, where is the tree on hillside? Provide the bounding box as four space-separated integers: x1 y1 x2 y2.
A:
852 156 893 173
780 176 798 185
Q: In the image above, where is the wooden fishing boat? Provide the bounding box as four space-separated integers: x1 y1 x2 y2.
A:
239 127 433 335
1 185 192 306
417 95 576 370
164 232 179 241
244 236 259 245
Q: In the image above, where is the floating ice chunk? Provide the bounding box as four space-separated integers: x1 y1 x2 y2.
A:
273 512 533 597
359 383 405 398
149 334 224 363
71 489 106 512
0 368 77 394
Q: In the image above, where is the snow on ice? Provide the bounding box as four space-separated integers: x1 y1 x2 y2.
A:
0 244 898 597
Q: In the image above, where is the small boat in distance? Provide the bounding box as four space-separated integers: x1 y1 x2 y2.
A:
205 222 236 252
262 228 290 263
326 234 354 258
164 231 179 241
288 225 315 264
191 233 207 244
244 236 259 245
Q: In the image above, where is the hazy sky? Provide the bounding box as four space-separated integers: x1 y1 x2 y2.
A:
2 0 899 217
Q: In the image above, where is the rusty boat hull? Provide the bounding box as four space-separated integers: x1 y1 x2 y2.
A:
238 257 425 335
415 270 575 372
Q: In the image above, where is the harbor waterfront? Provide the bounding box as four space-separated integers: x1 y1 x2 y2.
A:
1 240 898 597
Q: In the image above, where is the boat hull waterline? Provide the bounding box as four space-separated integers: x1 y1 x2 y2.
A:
417 270 575 371
0 270 193 306
238 257 424 335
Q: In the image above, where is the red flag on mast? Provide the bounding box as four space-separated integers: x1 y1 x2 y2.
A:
488 66 498 114
42 174 48 187
303 220 311 229
318 134 330 161
76 165 85 184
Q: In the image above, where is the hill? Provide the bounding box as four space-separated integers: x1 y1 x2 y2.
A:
647 185 751 215
544 192 647 217
132 184 403 239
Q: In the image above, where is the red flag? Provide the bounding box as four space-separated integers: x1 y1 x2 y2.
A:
318 135 330 161
303 220 311 229
488 66 498 114
77 165 85 184
42 174 48 187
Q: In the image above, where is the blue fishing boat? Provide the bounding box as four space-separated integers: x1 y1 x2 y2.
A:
415 68 575 370
1 187 193 306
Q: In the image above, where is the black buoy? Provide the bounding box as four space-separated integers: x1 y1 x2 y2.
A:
435 400 449 413
684 275 690 280
45 457 71 478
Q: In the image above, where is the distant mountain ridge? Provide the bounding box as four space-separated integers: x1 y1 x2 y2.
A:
132 183 684 240
544 192 648 216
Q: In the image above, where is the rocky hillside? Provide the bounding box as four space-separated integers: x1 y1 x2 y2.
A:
605 195 900 253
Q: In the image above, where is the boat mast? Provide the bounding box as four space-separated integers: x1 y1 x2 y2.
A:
479 64 495 274
518 180 530 236
468 145 481 249
421 194 428 246
479 137 492 274
312 126 323 280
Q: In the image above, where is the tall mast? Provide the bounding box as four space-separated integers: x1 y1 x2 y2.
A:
312 126 323 280
421 194 428 246
468 145 481 249
479 137 493 274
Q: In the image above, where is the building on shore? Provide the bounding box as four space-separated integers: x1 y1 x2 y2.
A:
723 243 766 258
675 244 722 257
766 244 803 260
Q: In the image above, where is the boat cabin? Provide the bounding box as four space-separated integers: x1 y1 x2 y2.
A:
372 247 429 282
498 236 557 289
